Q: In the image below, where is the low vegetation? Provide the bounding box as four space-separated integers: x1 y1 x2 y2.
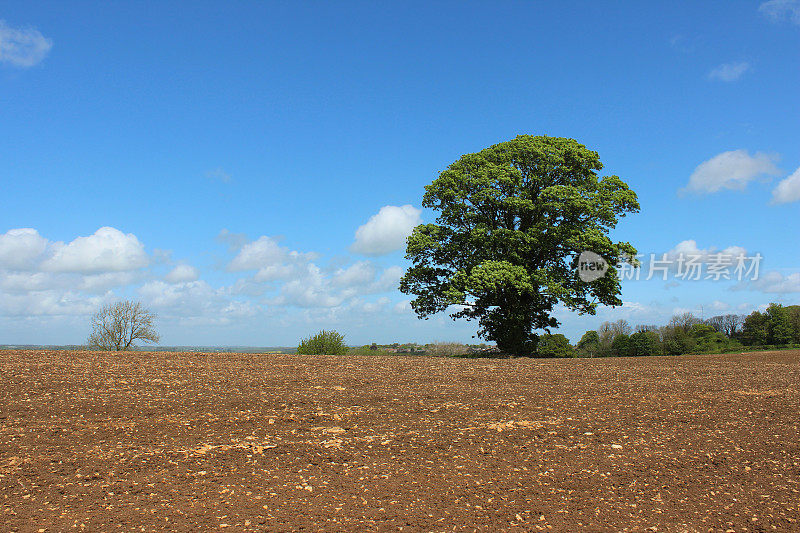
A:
296 330 347 355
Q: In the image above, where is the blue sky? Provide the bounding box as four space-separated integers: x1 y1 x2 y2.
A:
1 1 798 346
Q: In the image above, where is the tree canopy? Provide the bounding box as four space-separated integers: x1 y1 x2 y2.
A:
399 135 639 355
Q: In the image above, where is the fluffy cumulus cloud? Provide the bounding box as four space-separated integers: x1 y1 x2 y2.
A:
1 225 414 343
164 264 199 283
0 290 107 317
638 240 752 281
0 228 49 270
759 0 800 24
138 280 259 326
263 261 403 309
0 227 149 274
0 20 53 67
41 227 149 273
0 227 151 319
742 270 800 293
331 261 376 288
771 166 800 204
707 61 751 82
681 150 780 194
666 240 748 262
223 233 407 314
228 236 316 273
350 205 422 256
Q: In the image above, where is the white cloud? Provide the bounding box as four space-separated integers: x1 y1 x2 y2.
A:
251 263 304 283
393 300 412 314
350 205 422 256
41 227 149 273
759 0 800 25
640 240 751 281
139 280 213 309
373 265 404 292
0 228 49 270
747 270 800 293
275 264 345 308
226 277 270 297
138 279 258 324
0 20 53 67
360 297 391 314
0 289 107 317
709 300 730 312
228 236 285 270
0 227 150 320
0 270 139 294
667 240 748 262
164 264 199 283
708 61 751 82
78 272 142 292
681 150 780 194
228 235 316 272
0 271 68 293
261 260 404 309
771 166 800 204
331 261 376 288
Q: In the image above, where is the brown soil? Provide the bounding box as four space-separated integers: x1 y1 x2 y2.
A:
1 349 798 532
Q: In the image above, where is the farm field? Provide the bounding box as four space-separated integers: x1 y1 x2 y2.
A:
1 350 798 532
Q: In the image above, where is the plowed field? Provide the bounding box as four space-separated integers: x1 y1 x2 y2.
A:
1 350 798 532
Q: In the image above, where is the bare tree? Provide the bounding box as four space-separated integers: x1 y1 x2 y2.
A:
705 315 725 334
609 319 632 337
597 321 615 345
720 314 745 337
668 312 700 332
87 300 160 351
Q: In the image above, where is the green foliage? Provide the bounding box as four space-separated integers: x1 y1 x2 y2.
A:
584 306 798 358
400 135 639 356
690 324 742 354
610 333 630 357
576 330 601 357
296 330 347 355
346 345 387 355
628 331 661 357
739 311 768 345
766 304 793 345
662 327 696 355
537 333 575 358
739 304 800 346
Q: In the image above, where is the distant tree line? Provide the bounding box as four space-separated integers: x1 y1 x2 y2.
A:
574 304 800 358
291 304 798 358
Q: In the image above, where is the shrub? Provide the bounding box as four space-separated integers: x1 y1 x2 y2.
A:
297 330 347 355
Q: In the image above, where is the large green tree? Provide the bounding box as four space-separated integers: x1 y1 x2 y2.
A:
400 135 639 356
